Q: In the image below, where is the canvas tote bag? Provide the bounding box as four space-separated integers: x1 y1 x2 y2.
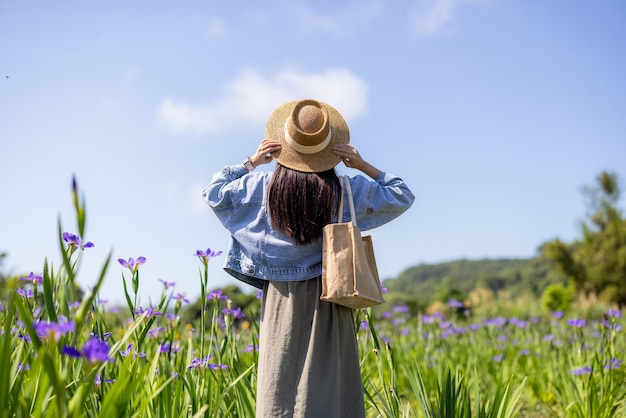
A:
321 176 385 309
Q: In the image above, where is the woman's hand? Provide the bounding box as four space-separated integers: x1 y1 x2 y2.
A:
250 139 281 167
333 144 382 178
332 144 364 169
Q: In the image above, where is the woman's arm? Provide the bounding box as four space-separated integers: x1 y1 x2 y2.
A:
333 143 415 230
248 138 282 168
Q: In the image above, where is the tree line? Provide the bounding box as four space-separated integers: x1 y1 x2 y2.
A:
384 170 626 312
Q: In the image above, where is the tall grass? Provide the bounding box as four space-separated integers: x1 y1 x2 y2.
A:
1 178 624 417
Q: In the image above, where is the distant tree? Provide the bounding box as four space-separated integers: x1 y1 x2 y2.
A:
541 283 576 312
543 171 626 307
182 284 260 325
434 276 466 303
0 252 6 281
482 275 508 293
0 252 86 304
0 252 15 300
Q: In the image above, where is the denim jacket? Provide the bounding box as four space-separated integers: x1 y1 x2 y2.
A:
202 164 415 289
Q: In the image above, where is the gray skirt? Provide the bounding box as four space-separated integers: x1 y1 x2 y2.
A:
256 277 366 418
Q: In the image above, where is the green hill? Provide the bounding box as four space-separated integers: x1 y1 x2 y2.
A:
382 257 566 309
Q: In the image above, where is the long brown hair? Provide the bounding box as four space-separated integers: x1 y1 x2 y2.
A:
267 164 341 246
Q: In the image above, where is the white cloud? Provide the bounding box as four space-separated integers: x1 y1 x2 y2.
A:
409 0 488 36
158 67 368 135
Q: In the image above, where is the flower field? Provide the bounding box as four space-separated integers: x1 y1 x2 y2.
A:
1 180 625 417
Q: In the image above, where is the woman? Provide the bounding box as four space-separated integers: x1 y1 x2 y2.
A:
203 99 414 417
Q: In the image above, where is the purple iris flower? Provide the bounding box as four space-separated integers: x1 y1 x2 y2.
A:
95 374 115 385
188 355 213 370
509 318 528 328
572 366 591 375
67 301 81 309
568 318 587 328
195 248 223 265
147 326 166 338
606 309 623 319
63 336 110 363
134 306 162 318
174 293 190 304
118 256 146 274
160 342 181 354
207 289 228 300
166 313 180 322
82 337 110 363
158 278 176 289
16 288 34 298
449 298 464 308
88 332 111 342
601 319 623 331
19 272 43 285
208 363 229 370
34 318 75 341
392 318 405 327
605 358 623 370
120 343 134 357
222 307 245 319
188 357 204 369
441 329 454 339
120 343 146 358
242 344 258 353
62 232 94 251
483 317 507 327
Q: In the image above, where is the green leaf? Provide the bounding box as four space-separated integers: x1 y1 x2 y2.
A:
42 259 58 322
75 250 112 328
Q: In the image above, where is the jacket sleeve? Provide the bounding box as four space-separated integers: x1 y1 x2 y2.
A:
347 172 415 231
201 164 250 229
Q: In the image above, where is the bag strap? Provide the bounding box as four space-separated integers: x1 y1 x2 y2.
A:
344 176 357 226
337 176 344 223
337 176 357 226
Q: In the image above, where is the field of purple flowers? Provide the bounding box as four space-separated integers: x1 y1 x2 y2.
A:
1 179 624 417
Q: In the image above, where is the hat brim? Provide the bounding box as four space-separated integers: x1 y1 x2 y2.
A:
265 100 350 173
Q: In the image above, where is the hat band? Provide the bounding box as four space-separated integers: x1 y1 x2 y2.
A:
283 122 332 154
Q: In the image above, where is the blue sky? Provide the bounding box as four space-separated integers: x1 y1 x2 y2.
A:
2 0 625 306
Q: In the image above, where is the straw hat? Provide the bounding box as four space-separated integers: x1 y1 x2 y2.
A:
265 99 350 173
